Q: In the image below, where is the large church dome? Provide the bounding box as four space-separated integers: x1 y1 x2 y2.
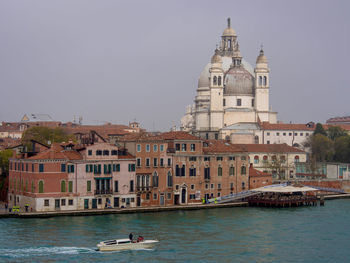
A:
224 66 254 95
197 57 254 89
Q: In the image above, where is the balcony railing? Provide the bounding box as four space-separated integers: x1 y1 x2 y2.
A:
94 189 113 195
167 148 175 154
136 186 151 192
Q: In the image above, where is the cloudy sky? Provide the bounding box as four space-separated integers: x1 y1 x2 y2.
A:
0 0 349 130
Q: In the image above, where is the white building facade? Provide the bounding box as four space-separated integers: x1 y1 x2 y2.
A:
181 18 277 142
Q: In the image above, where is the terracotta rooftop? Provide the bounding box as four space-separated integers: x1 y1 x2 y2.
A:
261 122 315 131
203 140 246 153
235 143 305 153
120 131 200 142
249 166 272 177
28 143 82 160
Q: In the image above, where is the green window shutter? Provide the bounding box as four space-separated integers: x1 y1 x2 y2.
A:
39 181 44 193
98 164 101 174
108 164 111 173
94 165 97 174
86 164 89 173
61 181 66 192
116 164 120 172
69 181 73 192
71 165 75 173
132 164 135 171
87 181 91 192
113 164 116 172
104 164 107 174
128 164 131 172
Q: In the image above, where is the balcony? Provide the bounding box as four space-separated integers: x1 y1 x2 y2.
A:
136 186 151 192
167 148 175 154
204 176 210 182
94 189 113 195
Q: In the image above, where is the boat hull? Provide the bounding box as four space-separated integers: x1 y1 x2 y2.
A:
97 240 159 251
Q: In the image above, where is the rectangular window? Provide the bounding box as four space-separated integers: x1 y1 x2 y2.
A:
111 150 118 156
44 199 49 206
190 144 196 151
116 164 120 172
114 181 119 192
61 199 66 206
68 199 73 206
182 143 187 151
137 158 141 167
300 133 304 136
241 156 246 161
61 164 66 172
191 184 195 190
189 156 197 161
39 164 44 173
229 156 235 161
204 156 210 161
160 158 164 167
160 144 164 152
153 158 158 167
189 167 196 177
283 133 286 136
230 183 234 190
153 144 158 152
175 144 180 151
87 181 91 192
223 99 226 106
295 133 298 136
218 184 221 189
146 158 150 167
153 193 158 200
88 150 92 156
146 144 150 152
276 132 280 136
130 180 134 192
68 165 75 173
289 133 292 136
216 157 223 161
137 144 141 152
167 193 171 200
218 167 222 176
267 141 270 144
252 99 254 107
32 164 35 172
204 167 210 180
190 194 196 200
215 133 218 140
237 98 242 106
267 132 270 136
167 158 171 166
128 164 135 172
69 181 73 192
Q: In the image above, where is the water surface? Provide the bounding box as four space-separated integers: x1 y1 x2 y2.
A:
1 200 349 262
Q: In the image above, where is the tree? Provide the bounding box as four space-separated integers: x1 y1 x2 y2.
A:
314 123 327 136
327 126 347 141
22 127 75 151
333 136 350 163
310 134 334 162
0 149 13 177
263 154 292 180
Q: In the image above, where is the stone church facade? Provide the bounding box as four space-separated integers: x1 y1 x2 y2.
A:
181 18 277 144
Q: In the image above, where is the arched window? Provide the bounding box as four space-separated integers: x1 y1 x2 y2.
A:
25 180 28 192
294 156 300 163
281 156 286 163
167 171 173 187
61 180 66 192
241 166 246 175
31 181 34 193
263 76 267 86
259 76 263 86
229 166 235 176
263 155 268 163
153 172 159 187
213 76 217 85
272 155 277 163
254 155 259 164
39 181 44 193
218 76 222 86
218 167 222 176
146 175 150 187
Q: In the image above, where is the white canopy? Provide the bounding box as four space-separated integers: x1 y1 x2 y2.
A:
251 185 317 193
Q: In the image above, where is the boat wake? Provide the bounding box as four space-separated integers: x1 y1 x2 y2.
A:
0 246 97 258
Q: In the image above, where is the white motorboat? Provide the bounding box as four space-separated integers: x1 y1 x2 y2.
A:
97 238 159 251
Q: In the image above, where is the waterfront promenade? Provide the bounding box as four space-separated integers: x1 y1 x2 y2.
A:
0 201 248 218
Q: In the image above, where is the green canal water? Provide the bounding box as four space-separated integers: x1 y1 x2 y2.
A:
1 199 350 263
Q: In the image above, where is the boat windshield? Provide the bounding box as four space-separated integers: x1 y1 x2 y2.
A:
118 240 131 244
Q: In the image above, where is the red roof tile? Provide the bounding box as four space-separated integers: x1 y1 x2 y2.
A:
249 166 271 177
28 143 82 160
235 143 305 153
261 122 315 131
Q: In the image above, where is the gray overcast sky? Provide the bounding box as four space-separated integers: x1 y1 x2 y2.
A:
0 0 349 131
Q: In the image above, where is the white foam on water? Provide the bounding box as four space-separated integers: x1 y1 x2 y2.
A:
0 246 97 258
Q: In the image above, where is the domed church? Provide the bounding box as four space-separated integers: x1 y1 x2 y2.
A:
181 18 277 143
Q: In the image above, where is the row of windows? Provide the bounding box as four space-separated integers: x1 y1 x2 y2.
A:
44 199 74 207
175 143 196 152
253 155 300 164
175 165 246 177
258 76 268 87
85 163 135 174
266 132 310 137
212 76 222 86
137 144 165 152
137 171 173 188
137 158 172 167
88 149 118 156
